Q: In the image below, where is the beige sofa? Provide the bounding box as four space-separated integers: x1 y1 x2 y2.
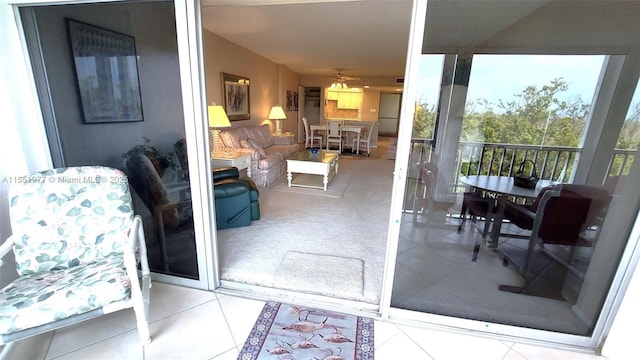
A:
219 124 298 187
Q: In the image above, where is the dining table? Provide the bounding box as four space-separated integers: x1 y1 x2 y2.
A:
459 175 557 248
460 175 560 294
311 121 367 153
339 123 366 153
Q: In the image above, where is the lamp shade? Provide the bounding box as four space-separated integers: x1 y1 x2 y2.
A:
268 106 287 120
208 105 231 128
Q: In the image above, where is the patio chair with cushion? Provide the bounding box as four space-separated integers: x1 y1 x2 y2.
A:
0 166 151 355
500 183 612 282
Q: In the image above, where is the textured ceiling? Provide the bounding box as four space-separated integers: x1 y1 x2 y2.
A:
201 0 413 77
200 0 640 79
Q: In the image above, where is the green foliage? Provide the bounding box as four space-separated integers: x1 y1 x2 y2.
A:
413 77 640 151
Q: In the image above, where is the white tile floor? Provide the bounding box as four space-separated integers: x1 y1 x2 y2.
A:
4 282 609 360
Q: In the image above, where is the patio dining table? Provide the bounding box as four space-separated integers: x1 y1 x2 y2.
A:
459 175 557 247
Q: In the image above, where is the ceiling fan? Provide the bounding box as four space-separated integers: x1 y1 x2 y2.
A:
330 69 359 89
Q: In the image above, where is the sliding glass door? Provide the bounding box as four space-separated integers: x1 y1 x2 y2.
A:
386 0 640 348
18 0 211 287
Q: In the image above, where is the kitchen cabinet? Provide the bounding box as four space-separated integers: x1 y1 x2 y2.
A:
337 92 362 109
326 91 338 100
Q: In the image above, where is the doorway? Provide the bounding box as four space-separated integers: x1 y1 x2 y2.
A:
298 86 322 144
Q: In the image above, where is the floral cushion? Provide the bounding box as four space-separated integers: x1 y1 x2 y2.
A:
8 166 133 276
220 127 249 149
247 139 266 157
246 124 274 149
0 253 130 335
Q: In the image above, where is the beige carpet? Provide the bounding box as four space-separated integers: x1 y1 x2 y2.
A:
270 171 352 199
217 138 394 304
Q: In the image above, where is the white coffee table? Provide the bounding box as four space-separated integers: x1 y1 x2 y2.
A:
286 150 340 191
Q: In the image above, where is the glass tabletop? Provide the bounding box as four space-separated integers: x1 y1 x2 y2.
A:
289 149 339 163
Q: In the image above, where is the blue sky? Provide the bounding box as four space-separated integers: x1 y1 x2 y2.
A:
416 54 640 116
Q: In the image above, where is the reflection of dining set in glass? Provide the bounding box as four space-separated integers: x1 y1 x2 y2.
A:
302 117 376 156
416 160 615 298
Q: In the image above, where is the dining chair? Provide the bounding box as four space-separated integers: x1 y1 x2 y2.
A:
458 189 496 261
412 161 457 241
326 120 345 152
500 184 611 281
302 117 323 148
0 166 152 354
352 122 376 156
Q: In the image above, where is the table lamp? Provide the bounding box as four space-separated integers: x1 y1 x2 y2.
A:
268 105 287 135
208 105 231 153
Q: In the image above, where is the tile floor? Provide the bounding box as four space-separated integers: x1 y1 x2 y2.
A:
4 282 608 360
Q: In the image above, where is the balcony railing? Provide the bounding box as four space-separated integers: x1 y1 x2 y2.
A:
404 138 635 212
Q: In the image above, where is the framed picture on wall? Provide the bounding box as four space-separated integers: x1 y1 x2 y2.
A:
221 73 250 121
285 90 299 111
66 18 144 124
286 90 294 111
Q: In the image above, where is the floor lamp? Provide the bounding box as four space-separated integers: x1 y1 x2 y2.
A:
268 105 287 135
208 105 231 154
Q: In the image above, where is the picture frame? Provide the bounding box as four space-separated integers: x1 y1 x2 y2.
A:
66 18 143 124
221 73 251 121
286 90 299 111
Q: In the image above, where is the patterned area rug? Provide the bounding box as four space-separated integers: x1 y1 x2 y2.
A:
238 301 374 359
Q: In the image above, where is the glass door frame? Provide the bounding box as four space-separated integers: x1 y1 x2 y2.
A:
7 0 213 290
380 0 640 351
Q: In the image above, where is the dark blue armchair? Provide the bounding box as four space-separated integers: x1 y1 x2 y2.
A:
213 167 260 229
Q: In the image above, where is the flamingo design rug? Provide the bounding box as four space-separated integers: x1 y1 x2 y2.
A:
238 301 374 359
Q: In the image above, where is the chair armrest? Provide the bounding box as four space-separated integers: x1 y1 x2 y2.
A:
124 215 152 324
213 167 240 182
214 178 250 198
0 235 15 267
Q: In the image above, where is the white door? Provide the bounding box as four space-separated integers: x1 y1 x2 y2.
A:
298 85 306 144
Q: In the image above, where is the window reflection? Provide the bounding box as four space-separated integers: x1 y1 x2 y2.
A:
393 52 636 336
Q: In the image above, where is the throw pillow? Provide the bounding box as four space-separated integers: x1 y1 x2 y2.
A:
247 139 266 157
240 139 253 149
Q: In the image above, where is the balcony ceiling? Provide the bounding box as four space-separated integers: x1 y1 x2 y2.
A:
201 0 640 78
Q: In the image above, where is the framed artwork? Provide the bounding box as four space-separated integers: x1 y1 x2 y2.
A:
286 90 298 111
221 73 251 121
66 18 143 124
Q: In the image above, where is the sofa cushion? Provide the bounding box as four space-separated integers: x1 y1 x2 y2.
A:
246 124 274 149
247 139 266 156
268 144 299 159
220 127 249 149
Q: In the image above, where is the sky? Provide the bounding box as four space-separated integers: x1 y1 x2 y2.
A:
416 54 640 117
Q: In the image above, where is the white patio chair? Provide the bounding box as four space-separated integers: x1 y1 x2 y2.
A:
0 166 151 355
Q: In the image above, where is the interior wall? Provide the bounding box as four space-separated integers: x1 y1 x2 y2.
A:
281 65 300 136
203 30 282 132
32 2 184 168
362 89 381 121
